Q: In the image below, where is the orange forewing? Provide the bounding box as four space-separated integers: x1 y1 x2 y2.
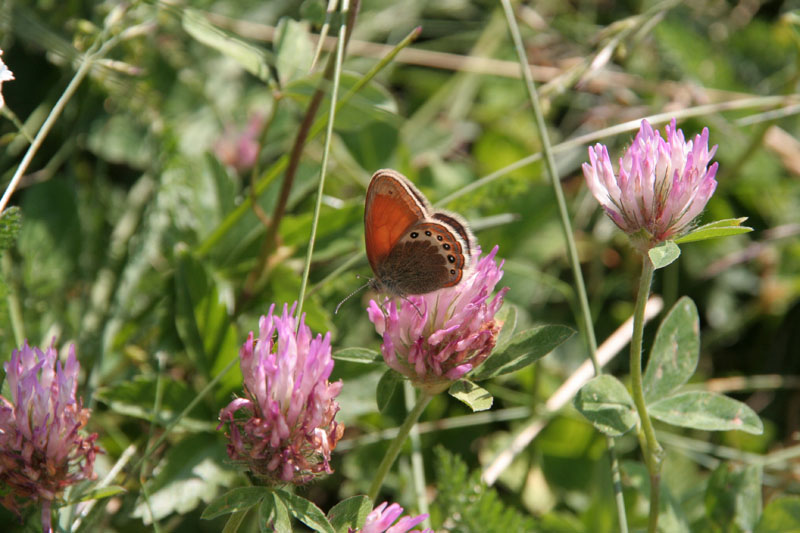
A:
364 172 427 271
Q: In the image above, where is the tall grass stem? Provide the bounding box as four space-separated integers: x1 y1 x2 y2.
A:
499 1 628 530
296 0 351 320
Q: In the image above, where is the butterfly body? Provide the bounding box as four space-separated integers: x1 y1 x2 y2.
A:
364 169 475 297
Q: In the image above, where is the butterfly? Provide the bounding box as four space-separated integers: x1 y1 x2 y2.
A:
364 169 476 297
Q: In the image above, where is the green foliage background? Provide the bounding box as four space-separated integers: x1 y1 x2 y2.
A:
1 0 799 531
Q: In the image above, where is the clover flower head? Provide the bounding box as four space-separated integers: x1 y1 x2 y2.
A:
219 302 344 484
354 501 432 533
582 118 718 248
368 246 508 394
0 49 14 109
214 114 263 173
0 341 99 533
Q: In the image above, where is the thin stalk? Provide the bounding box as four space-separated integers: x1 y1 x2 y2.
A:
367 391 433 502
404 382 430 529
195 23 419 258
0 20 126 213
310 0 339 71
0 53 93 214
296 0 350 320
239 0 359 307
630 255 663 533
500 1 628 530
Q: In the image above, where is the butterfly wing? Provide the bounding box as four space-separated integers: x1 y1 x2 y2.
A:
383 220 468 294
364 170 429 273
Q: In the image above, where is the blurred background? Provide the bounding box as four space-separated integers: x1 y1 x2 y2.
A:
1 0 799 531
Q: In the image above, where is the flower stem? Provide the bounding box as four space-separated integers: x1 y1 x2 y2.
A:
404 382 431 529
367 390 433 502
296 0 352 321
499 1 628 530
630 254 663 533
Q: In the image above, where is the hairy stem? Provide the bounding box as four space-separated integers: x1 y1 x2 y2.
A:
630 254 663 533
367 391 433 502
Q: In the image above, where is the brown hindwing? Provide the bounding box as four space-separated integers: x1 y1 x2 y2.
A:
374 221 467 296
432 212 474 260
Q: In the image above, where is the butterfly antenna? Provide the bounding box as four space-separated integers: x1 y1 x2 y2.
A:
401 296 424 317
335 281 371 315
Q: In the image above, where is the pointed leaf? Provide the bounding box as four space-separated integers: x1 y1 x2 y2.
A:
261 494 292 533
333 347 382 364
471 325 574 380
644 296 700 403
648 391 763 434
756 497 800 533
376 369 403 413
182 9 273 82
648 240 681 269
449 379 493 412
273 490 334 533
675 217 752 243
202 487 269 520
327 496 372 533
573 375 638 436
223 509 250 533
494 304 518 353
706 464 762 532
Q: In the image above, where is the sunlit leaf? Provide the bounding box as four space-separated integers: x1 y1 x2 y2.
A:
643 296 700 403
573 375 637 436
675 217 752 243
449 379 493 412
648 391 763 434
648 240 681 269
